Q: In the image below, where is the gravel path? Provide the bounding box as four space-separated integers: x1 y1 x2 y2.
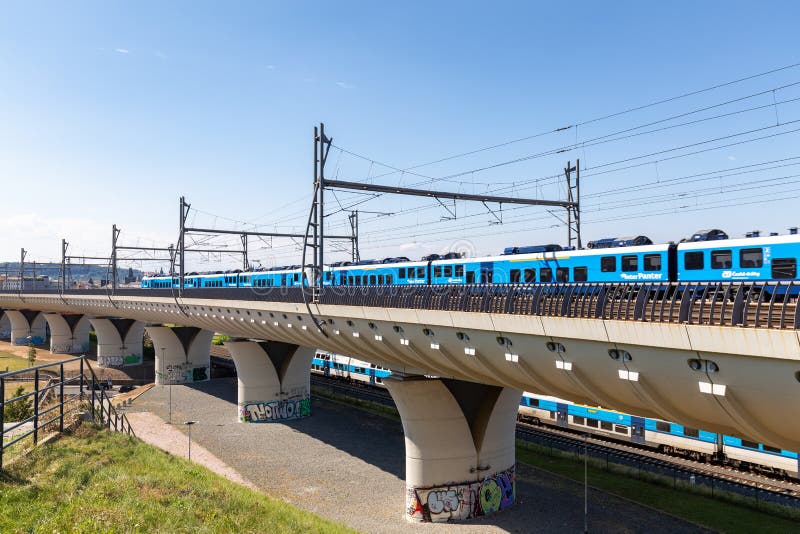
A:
125 379 710 533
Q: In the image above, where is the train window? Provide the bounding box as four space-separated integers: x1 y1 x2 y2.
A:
556 267 569 282
772 258 796 279
466 271 475 284
455 265 464 277
741 439 759 450
740 248 763 268
684 251 704 270
683 427 699 438
378 275 385 284
399 268 406 278
549 411 555 419
763 444 782 454
529 398 539 407
348 276 354 285
656 421 671 432
600 256 616 272
585 418 599 428
444 266 452 277
540 268 553 282
600 421 613 431
510 269 521 283
523 269 535 283
574 266 588 281
614 425 628 434
370 275 377 285
573 416 585 425
434 266 442 277
621 255 638 272
711 249 732 269
386 275 393 284
417 267 425 278
644 254 661 271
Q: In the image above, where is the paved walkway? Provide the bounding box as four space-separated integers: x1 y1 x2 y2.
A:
125 379 708 533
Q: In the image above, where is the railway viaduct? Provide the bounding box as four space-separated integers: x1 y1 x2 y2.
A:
1 283 799 522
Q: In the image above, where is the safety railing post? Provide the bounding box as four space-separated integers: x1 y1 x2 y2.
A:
79 357 84 400
33 369 40 445
91 383 96 421
59 363 65 433
1 375 5 469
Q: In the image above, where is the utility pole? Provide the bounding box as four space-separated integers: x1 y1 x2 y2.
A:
178 196 190 293
19 248 26 292
349 211 360 263
111 224 121 290
241 234 249 270
565 159 582 249
61 239 68 292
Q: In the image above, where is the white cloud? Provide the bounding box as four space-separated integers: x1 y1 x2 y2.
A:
335 81 356 89
115 48 130 54
266 64 276 70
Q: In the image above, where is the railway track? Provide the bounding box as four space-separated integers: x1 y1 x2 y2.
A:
310 374 800 509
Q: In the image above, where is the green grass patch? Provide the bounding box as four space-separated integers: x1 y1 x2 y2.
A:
0 353 30 374
212 334 230 346
0 424 354 533
516 439 800 533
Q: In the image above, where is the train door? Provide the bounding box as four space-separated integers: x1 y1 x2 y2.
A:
631 416 646 444
480 262 494 284
323 356 331 377
369 364 376 386
556 403 568 427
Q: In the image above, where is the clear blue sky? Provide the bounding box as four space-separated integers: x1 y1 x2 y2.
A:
2 2 800 270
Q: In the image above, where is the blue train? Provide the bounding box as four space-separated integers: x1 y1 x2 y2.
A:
141 229 800 289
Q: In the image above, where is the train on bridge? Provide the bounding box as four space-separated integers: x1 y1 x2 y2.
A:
141 229 800 289
310 351 800 480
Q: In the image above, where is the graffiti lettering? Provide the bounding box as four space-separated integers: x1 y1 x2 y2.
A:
240 395 311 423
407 465 515 522
163 363 210 384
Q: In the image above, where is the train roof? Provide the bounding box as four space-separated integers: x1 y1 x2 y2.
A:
676 233 800 251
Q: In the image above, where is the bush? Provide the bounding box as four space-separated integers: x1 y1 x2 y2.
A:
4 386 33 422
212 334 230 346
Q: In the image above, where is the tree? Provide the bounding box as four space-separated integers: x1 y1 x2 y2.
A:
27 341 37 366
4 385 33 422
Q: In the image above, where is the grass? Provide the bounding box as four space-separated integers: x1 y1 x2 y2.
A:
314 387 800 532
0 353 31 374
211 334 230 346
0 424 354 534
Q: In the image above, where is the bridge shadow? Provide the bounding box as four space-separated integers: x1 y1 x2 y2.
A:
184 378 406 479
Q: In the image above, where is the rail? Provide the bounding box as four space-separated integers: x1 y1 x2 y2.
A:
4 281 800 329
0 355 135 469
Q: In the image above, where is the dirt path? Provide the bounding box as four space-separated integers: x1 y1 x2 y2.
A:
125 411 258 491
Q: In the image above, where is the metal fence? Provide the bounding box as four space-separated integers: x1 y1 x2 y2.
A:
0 355 135 469
4 281 800 329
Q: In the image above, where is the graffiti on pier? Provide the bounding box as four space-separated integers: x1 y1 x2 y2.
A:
98 353 142 368
162 362 209 384
51 341 91 354
406 465 515 522
240 395 311 423
13 336 44 346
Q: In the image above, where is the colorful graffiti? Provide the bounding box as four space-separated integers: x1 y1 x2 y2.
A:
406 465 515 522
240 395 311 423
13 335 44 346
163 362 209 384
51 341 91 354
98 353 143 368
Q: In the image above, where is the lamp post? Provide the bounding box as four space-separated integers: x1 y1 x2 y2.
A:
184 420 198 460
161 346 172 424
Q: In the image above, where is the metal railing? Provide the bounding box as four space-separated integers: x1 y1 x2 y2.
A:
1 355 135 469
3 281 800 329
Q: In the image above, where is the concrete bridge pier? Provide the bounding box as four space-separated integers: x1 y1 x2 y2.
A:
147 325 212 385
89 318 145 368
44 313 90 354
4 310 48 346
384 376 521 523
224 339 314 423
0 311 10 339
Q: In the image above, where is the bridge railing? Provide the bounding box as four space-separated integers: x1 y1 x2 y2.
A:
3 281 799 329
0 355 135 469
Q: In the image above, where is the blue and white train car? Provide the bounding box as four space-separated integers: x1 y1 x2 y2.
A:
310 350 392 386
677 234 800 283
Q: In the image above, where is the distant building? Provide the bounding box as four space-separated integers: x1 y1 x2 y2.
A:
0 275 52 290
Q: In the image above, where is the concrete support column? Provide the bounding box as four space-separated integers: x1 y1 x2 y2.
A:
147 326 212 385
43 313 90 354
384 376 521 523
0 311 10 339
88 318 145 368
224 339 314 423
4 310 47 346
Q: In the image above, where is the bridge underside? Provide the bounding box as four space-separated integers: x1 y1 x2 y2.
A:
1 292 799 451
